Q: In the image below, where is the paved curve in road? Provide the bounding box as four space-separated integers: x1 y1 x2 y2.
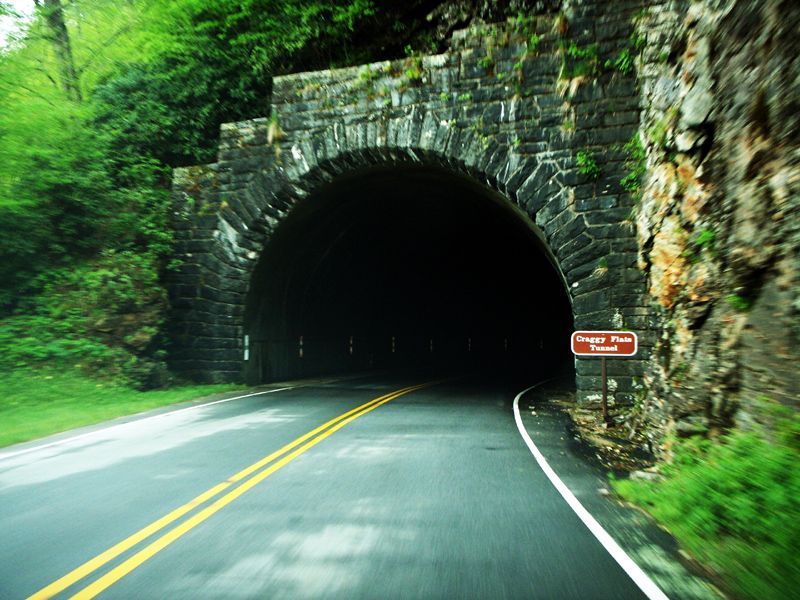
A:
0 376 657 599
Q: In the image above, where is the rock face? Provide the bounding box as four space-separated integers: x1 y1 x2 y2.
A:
167 3 653 402
635 0 800 453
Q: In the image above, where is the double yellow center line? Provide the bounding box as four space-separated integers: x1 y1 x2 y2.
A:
30 382 431 599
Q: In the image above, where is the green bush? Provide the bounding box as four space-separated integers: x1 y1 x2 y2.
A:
0 250 168 388
614 412 800 600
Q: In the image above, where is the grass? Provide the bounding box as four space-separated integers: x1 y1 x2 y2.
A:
0 369 243 448
613 409 800 600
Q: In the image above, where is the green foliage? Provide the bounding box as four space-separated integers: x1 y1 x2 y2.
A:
604 48 634 75
177 0 375 77
0 0 379 386
401 46 423 85
576 150 601 180
647 120 669 149
478 55 494 71
621 133 646 197
0 249 168 387
726 294 752 312
614 412 800 600
561 41 600 79
513 13 539 54
695 228 716 249
0 316 111 368
691 227 717 259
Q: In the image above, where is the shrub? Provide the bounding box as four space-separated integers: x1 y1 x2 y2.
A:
614 411 800 600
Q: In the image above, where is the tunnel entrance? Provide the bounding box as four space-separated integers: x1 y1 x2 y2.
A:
243 165 574 384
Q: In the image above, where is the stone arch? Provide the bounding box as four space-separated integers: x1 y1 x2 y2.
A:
241 143 579 383
168 17 651 402
247 136 582 294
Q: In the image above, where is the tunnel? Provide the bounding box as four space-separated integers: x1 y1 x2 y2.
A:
243 165 574 384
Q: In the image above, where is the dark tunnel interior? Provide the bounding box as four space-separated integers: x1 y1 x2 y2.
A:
243 165 574 384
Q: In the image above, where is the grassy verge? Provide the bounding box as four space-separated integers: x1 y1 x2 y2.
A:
0 369 243 448
612 410 800 600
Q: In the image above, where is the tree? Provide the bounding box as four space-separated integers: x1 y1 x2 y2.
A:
33 0 81 101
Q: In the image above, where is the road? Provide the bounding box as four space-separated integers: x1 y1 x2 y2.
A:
0 376 661 599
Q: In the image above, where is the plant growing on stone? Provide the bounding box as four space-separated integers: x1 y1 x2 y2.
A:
576 150 601 180
694 228 716 254
621 133 646 198
631 31 646 52
726 294 751 312
631 8 650 24
604 48 634 75
528 33 540 54
565 42 600 78
510 53 528 97
681 247 700 265
647 107 678 149
267 110 283 145
478 55 494 72
404 64 422 83
594 256 609 276
513 12 536 38
358 66 379 83
402 45 424 85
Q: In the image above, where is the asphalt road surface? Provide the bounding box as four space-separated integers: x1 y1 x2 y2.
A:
0 376 660 599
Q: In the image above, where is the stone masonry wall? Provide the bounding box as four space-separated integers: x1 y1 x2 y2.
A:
634 0 799 454
167 1 654 406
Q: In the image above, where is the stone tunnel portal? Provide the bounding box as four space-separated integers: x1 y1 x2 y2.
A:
243 165 574 384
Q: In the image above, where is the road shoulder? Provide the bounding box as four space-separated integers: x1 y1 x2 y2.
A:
515 380 724 600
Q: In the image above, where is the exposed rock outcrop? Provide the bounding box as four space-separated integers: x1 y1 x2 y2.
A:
635 0 800 453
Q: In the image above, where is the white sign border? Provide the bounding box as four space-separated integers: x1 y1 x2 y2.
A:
571 330 638 357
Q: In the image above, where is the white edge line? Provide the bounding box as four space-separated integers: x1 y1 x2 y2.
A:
0 386 295 462
513 382 670 600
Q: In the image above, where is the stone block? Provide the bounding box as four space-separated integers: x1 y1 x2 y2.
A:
574 288 612 316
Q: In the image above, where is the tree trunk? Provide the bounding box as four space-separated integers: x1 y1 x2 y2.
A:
35 0 82 102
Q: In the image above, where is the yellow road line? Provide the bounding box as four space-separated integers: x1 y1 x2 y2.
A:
71 384 425 599
29 383 426 600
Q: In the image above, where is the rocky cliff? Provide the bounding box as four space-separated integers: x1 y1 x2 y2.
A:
634 0 799 453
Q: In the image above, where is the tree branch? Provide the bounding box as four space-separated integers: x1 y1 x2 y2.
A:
0 80 58 107
76 24 133 76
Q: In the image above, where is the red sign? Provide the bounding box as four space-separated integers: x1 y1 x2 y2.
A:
571 331 638 357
